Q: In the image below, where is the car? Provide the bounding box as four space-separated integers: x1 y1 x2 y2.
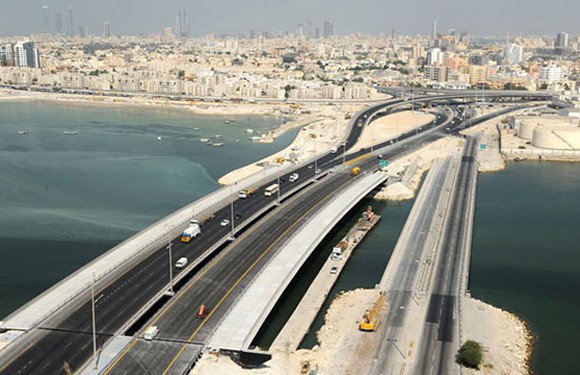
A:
196 304 210 319
220 219 230 227
289 173 299 182
280 177 285 183
308 164 313 169
330 266 339 274
377 154 383 159
315 168 321 174
235 213 242 220
360 148 365 152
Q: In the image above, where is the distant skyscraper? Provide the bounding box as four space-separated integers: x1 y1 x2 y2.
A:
431 20 437 40
177 10 188 38
323 20 333 38
67 7 74 36
79 26 87 38
55 12 63 34
314 27 320 39
103 21 111 37
42 6 50 34
556 32 569 49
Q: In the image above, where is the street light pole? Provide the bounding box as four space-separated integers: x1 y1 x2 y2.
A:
277 174 281 203
230 184 236 237
342 141 346 165
166 233 174 295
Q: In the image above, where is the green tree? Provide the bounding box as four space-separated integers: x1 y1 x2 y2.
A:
539 83 549 90
456 340 483 369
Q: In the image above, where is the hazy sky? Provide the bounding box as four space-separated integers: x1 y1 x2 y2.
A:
0 0 578 37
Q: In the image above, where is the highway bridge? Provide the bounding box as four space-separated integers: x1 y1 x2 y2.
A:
0 91 549 375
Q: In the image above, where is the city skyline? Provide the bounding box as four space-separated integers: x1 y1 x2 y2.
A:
0 0 579 38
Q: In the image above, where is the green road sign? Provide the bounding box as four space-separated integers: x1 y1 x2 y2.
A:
380 160 389 167
480 144 487 150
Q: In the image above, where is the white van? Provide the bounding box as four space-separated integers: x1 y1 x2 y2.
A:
289 173 299 183
330 147 338 153
144 326 159 340
175 257 188 269
264 183 279 197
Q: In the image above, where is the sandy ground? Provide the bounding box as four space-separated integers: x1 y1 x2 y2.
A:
218 112 357 185
374 136 463 201
351 111 436 151
462 297 531 375
192 288 379 375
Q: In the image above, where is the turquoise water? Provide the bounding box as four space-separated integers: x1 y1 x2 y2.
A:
471 161 580 374
0 100 295 318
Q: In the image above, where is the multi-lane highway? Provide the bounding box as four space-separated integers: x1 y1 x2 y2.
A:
0 92 546 375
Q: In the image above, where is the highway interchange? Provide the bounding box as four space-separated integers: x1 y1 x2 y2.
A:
0 92 549 375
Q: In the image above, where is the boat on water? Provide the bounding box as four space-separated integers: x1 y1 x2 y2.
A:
245 129 254 134
199 138 211 143
224 120 232 124
212 142 224 147
62 131 79 135
249 136 261 142
157 136 162 141
18 131 28 135
193 128 201 131
215 134 223 138
206 141 213 145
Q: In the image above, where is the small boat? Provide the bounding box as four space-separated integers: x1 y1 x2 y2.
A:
224 120 232 124
245 129 254 134
249 136 261 142
62 131 79 135
514 156 525 162
200 138 210 143
206 141 213 145
212 142 224 147
236 139 240 143
157 136 162 141
193 128 200 131
18 131 28 135
215 134 223 138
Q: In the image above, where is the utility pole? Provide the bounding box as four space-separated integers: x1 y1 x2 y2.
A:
166 233 174 295
277 174 281 203
342 141 346 165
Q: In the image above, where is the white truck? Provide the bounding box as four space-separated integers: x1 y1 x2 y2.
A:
289 173 299 183
181 221 201 243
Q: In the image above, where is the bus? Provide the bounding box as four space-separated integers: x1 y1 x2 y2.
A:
264 183 279 197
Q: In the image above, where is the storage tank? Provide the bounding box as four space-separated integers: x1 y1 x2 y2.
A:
532 126 580 149
518 121 537 140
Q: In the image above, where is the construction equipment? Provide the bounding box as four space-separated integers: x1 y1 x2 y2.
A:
351 167 361 176
360 292 386 331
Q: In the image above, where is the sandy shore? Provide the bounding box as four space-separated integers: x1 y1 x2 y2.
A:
462 297 532 375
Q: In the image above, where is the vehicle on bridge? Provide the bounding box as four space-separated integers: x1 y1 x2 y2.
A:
351 167 361 176
196 304 210 319
289 173 299 182
144 325 159 340
238 187 258 199
264 183 279 197
181 221 201 243
175 257 188 268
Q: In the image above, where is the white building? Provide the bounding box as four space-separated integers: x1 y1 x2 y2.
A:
503 44 524 65
12 41 41 69
540 64 563 83
426 48 443 65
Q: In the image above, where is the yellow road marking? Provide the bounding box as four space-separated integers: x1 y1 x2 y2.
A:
345 153 370 166
0 343 34 373
161 177 357 374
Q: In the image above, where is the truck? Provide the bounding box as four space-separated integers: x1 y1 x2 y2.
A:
289 173 299 183
175 257 188 268
351 167 361 176
238 187 258 199
144 326 159 340
181 222 201 243
331 241 347 260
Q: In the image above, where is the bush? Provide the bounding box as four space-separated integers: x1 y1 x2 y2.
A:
456 340 483 369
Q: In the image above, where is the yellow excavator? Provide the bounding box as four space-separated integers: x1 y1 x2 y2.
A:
360 292 386 331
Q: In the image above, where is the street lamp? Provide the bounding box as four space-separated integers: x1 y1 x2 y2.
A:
342 141 346 165
166 231 174 296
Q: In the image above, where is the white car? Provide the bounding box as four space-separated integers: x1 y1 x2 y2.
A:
289 173 299 182
330 266 339 274
220 219 230 227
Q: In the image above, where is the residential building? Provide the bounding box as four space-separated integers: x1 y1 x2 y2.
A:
540 64 563 83
503 44 524 65
426 48 443 65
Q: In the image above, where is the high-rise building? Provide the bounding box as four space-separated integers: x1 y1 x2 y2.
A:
103 21 111 37
42 6 50 34
323 20 333 38
431 20 437 40
503 43 524 64
79 26 87 38
314 27 320 39
0 44 15 67
540 64 563 82
67 7 74 36
12 41 41 68
556 32 569 49
426 48 444 65
55 12 63 34
177 10 188 38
